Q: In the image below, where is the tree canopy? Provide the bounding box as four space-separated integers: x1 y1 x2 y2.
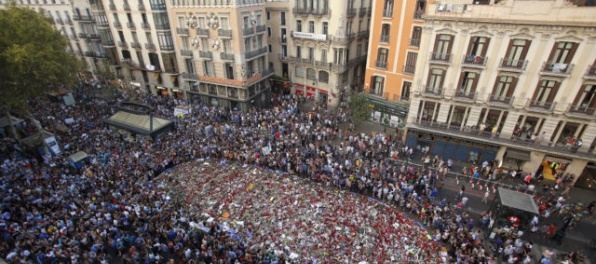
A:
348 92 373 125
0 3 80 110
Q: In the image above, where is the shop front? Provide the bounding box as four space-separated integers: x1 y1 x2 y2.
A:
156 86 169 97
366 97 408 130
406 128 499 163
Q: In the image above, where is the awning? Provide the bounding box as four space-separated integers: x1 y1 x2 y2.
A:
506 149 531 161
544 156 571 164
498 187 539 215
104 111 174 137
69 151 88 163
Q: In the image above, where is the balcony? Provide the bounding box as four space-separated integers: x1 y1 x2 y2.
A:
65 19 73 25
346 8 357 17
358 30 369 40
54 18 63 24
584 65 596 80
279 36 287 43
88 33 101 40
420 85 444 98
332 33 356 44
78 32 89 39
498 58 528 72
177 27 189 35
278 54 290 61
72 15 92 22
462 55 488 68
382 10 393 18
196 28 210 37
109 3 116 10
150 2 166 10
199 50 212 59
96 21 109 28
375 61 387 69
118 41 127 48
145 43 156 50
540 62 574 77
245 46 268 59
220 53 234 60
526 100 556 113
113 21 122 28
138 3 146 10
403 65 415 74
103 40 115 46
429 52 452 64
160 45 174 51
182 72 199 80
218 29 232 38
452 90 477 102
487 93 514 107
84 51 105 58
292 7 330 16
228 92 239 99
256 24 266 33
243 27 254 36
180 49 193 57
155 24 170 30
380 35 389 43
410 38 420 47
123 3 130 10
566 104 596 119
359 7 370 16
141 22 150 29
127 22 136 29
130 42 142 49
414 10 424 20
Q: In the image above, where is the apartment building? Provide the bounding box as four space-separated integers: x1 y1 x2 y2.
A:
267 0 371 107
170 0 272 111
1 0 107 81
406 0 596 187
91 0 179 97
363 0 427 129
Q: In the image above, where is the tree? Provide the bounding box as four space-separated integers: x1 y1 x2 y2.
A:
348 92 373 125
0 3 80 110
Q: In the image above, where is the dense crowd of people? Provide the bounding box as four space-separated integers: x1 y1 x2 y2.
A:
0 89 592 263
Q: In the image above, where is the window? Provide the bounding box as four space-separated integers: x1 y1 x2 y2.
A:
296 20 302 32
467 36 490 57
148 53 160 70
532 80 560 105
319 71 329 83
383 0 394 17
376 48 388 68
322 22 328 35
410 26 422 46
280 11 286 25
427 68 445 91
201 38 210 51
404 52 417 74
504 39 531 67
203 61 215 76
225 63 234 79
295 66 304 77
492 76 517 101
198 16 206 28
307 68 316 80
571 84 596 112
371 76 384 95
308 47 314 61
268 44 271 52
267 27 271 36
266 11 270 20
380 24 390 43
296 46 301 58
547 41 578 65
243 16 250 29
157 32 173 50
185 58 194 73
223 39 232 53
432 34 453 60
320 49 327 62
118 31 125 42
457 71 479 95
356 44 362 57
220 17 229 29
309 21 314 33
401 81 411 100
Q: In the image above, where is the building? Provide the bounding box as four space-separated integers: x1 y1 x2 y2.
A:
90 0 179 97
363 0 427 130
406 0 596 187
168 0 273 111
266 0 371 107
1 0 107 82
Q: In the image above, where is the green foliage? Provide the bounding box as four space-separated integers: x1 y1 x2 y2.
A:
0 3 80 110
348 92 373 125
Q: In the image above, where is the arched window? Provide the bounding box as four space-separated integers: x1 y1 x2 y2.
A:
318 71 329 83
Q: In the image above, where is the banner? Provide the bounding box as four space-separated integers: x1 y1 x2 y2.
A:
44 136 61 156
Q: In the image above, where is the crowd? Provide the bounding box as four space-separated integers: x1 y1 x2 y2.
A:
0 89 590 263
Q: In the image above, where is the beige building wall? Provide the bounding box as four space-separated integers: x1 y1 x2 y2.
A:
267 0 371 107
407 0 596 186
168 0 272 111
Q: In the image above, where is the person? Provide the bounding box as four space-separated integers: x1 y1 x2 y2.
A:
482 190 490 204
560 185 572 199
